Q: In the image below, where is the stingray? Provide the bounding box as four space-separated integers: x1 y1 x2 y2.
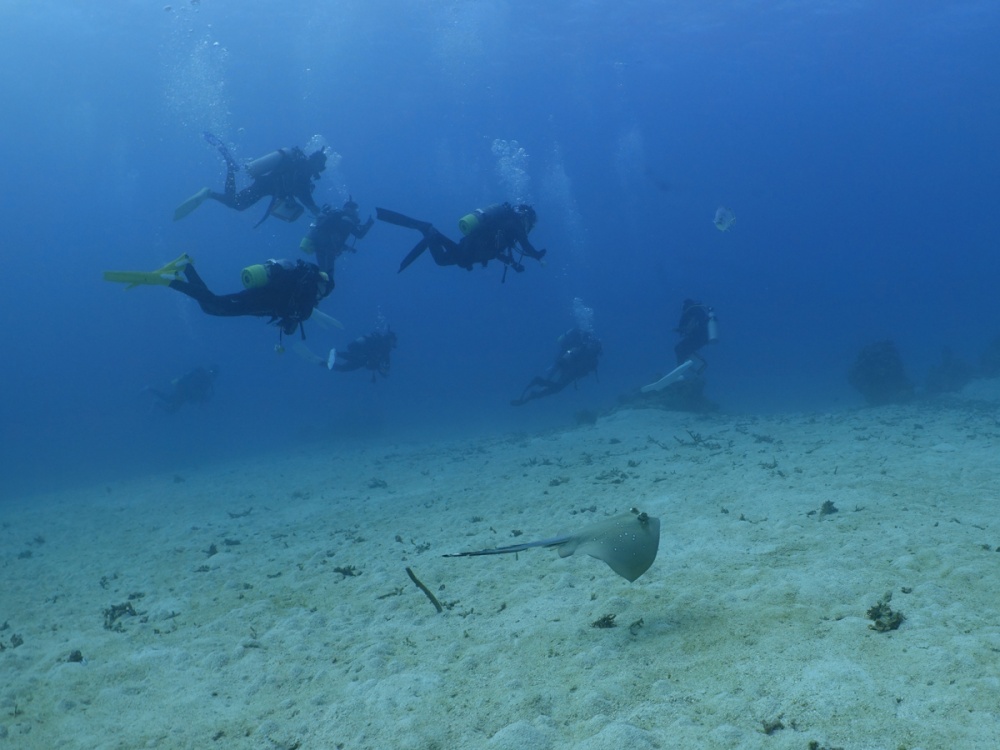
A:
443 508 660 582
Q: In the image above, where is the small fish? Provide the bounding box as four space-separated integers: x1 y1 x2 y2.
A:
714 206 736 232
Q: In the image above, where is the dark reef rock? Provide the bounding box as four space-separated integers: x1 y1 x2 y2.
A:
617 376 718 414
926 347 975 394
848 340 913 406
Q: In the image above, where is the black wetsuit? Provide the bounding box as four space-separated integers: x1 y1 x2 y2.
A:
333 331 397 381
169 260 328 336
303 206 375 277
674 299 711 364
207 143 324 226
147 366 218 413
511 328 602 406
377 203 546 274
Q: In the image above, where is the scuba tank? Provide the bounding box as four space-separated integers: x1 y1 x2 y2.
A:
707 308 719 343
457 212 480 236
458 204 504 236
241 259 294 289
241 264 270 289
245 148 290 178
299 209 334 254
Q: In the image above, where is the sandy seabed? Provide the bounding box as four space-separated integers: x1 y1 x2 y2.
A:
3 385 1000 750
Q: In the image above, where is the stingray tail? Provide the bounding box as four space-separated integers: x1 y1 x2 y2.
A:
442 535 570 558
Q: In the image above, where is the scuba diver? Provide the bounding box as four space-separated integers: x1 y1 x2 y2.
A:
329 329 398 382
145 365 219 413
511 327 602 406
640 299 718 393
376 202 546 280
300 198 375 279
104 254 332 343
674 298 716 365
174 133 327 227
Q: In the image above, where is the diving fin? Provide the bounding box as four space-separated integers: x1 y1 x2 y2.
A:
104 254 192 290
398 237 429 273
291 341 326 367
202 132 225 149
327 348 337 370
310 308 344 330
202 132 238 169
641 359 695 393
173 187 211 221
376 207 433 232
254 196 279 228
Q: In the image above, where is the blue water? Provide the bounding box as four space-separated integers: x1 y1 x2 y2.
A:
2 1 998 498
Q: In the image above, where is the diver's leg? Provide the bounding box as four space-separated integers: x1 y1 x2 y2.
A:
168 265 220 311
376 207 462 270
162 393 185 413
332 354 363 372
224 163 237 200
231 182 269 212
203 140 240 206
203 132 238 169
206 190 233 208
205 287 282 318
207 159 266 211
209 181 267 212
144 387 171 408
426 232 461 267
315 248 334 277
544 377 572 396
674 338 694 365
206 164 239 208
511 376 550 406
512 388 545 406
190 134 240 212
169 266 267 318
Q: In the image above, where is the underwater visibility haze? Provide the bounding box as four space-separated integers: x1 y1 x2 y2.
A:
1 0 998 497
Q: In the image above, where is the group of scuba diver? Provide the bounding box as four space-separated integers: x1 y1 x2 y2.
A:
104 133 718 412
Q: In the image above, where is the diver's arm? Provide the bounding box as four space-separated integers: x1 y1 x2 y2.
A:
514 225 544 259
300 190 322 215
294 174 322 214
353 215 375 239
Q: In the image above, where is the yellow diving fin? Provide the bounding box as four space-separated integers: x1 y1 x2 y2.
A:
103 254 192 290
173 187 211 221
